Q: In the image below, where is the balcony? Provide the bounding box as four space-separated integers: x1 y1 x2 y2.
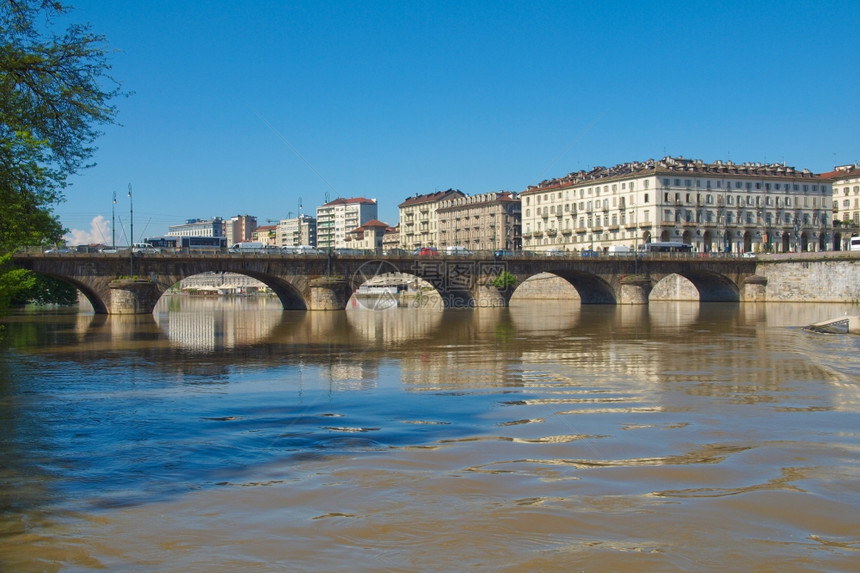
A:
561 228 573 235
547 229 558 237
575 227 588 234
608 225 620 232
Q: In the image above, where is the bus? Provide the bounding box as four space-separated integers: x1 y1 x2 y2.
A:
638 241 693 254
144 236 227 251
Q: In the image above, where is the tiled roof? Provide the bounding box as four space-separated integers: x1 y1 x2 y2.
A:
398 189 465 207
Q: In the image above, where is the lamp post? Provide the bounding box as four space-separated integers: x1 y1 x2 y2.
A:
111 191 116 250
128 184 134 277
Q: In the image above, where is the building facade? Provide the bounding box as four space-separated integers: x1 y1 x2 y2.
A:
168 217 225 237
276 215 317 248
822 164 860 250
225 215 258 245
316 198 378 250
436 191 521 251
398 189 466 250
252 225 277 246
519 157 833 254
344 219 391 251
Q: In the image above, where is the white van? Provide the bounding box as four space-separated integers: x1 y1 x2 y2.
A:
849 236 860 251
607 245 631 256
229 242 268 252
445 245 472 256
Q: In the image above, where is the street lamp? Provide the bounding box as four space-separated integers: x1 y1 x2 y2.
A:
128 184 134 276
112 191 116 250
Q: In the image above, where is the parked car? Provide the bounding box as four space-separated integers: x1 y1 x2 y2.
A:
494 249 515 258
545 248 567 257
45 247 72 254
580 249 600 257
132 242 162 254
383 248 409 256
412 247 438 256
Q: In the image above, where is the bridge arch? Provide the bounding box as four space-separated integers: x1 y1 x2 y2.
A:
651 270 740 302
524 270 616 304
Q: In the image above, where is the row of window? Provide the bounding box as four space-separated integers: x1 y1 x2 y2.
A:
526 209 829 233
524 178 831 207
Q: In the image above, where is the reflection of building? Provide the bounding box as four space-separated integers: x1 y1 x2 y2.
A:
398 189 465 249
520 156 833 254
168 217 225 237
820 164 860 250
316 197 378 250
437 191 521 251
277 215 317 247
155 298 283 351
179 272 267 294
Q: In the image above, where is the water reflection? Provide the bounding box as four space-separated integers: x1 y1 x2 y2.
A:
2 298 860 571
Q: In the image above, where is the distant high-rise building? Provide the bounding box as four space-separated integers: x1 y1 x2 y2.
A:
277 215 317 247
225 215 257 244
316 198 378 250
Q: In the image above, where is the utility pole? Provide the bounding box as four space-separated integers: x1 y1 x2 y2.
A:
128 184 134 277
112 191 116 249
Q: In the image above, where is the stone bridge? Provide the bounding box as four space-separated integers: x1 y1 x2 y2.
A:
11 251 766 314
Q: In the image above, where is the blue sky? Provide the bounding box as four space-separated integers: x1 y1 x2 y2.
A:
59 0 860 244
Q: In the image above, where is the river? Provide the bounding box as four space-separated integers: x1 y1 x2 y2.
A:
1 297 859 572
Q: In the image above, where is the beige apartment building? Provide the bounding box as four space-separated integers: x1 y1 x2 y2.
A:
520 156 833 254
821 163 860 250
276 214 317 248
436 191 521 252
344 219 392 251
398 189 465 249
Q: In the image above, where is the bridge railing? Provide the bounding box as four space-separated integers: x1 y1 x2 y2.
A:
15 246 849 260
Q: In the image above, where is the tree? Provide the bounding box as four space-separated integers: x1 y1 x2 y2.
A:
0 1 122 310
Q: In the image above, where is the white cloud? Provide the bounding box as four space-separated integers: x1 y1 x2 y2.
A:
65 215 112 246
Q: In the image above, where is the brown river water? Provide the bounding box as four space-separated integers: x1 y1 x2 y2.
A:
0 297 858 572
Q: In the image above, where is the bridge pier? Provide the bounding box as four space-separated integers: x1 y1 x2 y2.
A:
109 279 162 314
309 277 351 310
618 275 652 305
741 274 768 302
473 284 508 308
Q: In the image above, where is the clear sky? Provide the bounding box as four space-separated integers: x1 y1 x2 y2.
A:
58 0 860 245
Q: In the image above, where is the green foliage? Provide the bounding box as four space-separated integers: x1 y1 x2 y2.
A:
492 270 517 289
0 1 123 312
11 271 76 305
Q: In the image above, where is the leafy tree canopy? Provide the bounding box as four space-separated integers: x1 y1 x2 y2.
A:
0 0 123 310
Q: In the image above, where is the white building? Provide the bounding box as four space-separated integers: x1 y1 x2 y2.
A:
821 164 860 250
520 157 833 254
168 217 225 237
316 197 378 250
